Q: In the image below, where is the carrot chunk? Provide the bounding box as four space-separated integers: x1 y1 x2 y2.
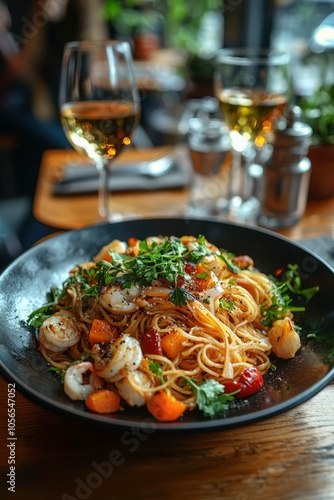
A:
89 319 118 345
100 251 113 263
146 390 186 422
161 330 184 359
85 389 121 414
128 237 139 247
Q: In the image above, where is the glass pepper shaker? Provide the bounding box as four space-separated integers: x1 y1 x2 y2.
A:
258 105 313 229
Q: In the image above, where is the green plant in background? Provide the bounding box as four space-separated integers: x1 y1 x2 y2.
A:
299 85 334 145
101 0 223 50
100 0 224 81
100 0 164 37
163 0 223 54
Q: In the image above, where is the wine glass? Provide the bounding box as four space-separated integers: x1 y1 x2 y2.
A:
214 48 291 222
59 40 140 222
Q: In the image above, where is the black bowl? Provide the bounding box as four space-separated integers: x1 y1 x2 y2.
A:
1 218 333 430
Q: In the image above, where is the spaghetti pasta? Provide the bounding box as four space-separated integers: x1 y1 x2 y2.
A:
28 234 305 421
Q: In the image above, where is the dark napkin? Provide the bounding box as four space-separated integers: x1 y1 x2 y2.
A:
53 155 191 195
299 234 334 270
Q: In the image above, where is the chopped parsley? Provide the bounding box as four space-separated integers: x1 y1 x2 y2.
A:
49 353 91 382
218 254 241 274
219 298 234 311
150 361 236 418
27 287 64 328
283 264 319 301
183 377 236 418
261 264 319 327
93 236 214 307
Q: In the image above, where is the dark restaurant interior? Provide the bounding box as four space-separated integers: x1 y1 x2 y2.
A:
0 0 333 269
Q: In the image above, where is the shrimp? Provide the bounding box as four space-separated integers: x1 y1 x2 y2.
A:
94 239 127 262
146 236 166 246
115 370 153 407
91 333 143 381
268 317 301 359
64 361 103 401
39 310 81 353
203 254 227 278
181 235 219 254
70 262 95 274
99 283 140 313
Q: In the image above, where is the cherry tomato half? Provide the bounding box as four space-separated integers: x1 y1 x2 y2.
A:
223 366 263 399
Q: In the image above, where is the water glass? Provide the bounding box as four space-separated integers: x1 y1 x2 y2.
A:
182 98 231 217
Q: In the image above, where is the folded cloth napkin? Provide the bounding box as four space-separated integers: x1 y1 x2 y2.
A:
53 153 191 195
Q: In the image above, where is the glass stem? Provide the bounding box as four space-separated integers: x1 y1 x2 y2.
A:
97 164 109 222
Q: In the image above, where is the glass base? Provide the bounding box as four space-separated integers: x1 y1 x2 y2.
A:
258 213 301 229
228 196 260 223
107 212 141 223
187 199 229 219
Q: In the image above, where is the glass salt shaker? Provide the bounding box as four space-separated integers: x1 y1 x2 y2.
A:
258 106 313 229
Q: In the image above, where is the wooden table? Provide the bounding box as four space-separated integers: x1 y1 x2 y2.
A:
33 147 190 231
1 148 334 500
33 148 334 240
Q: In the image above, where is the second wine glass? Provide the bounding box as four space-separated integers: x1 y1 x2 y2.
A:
214 48 291 222
59 40 140 222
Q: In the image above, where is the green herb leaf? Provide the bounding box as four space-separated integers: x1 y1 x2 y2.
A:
27 287 63 328
261 264 318 327
284 264 319 301
49 353 91 383
168 287 194 306
149 360 166 386
217 253 240 274
219 298 234 311
94 237 209 306
183 377 235 418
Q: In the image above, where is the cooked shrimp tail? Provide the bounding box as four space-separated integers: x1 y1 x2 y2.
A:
268 317 301 359
64 361 103 400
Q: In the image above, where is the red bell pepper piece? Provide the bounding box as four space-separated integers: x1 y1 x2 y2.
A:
141 328 162 356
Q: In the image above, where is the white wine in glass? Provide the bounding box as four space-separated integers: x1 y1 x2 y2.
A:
59 40 140 222
215 48 291 221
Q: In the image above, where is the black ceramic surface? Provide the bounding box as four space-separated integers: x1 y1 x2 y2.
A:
1 218 334 431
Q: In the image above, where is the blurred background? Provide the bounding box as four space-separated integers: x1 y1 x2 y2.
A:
1 0 334 269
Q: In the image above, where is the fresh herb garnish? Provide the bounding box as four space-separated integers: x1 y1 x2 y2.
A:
183 377 236 418
63 265 100 300
27 265 100 328
149 361 235 418
49 353 91 382
261 281 305 327
94 236 212 306
283 264 319 301
261 264 319 327
150 360 166 386
218 254 241 274
219 298 234 311
27 287 64 328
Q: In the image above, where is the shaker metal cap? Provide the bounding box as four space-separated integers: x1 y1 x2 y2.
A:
271 105 313 163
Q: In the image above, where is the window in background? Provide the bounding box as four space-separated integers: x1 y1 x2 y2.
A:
270 0 334 97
